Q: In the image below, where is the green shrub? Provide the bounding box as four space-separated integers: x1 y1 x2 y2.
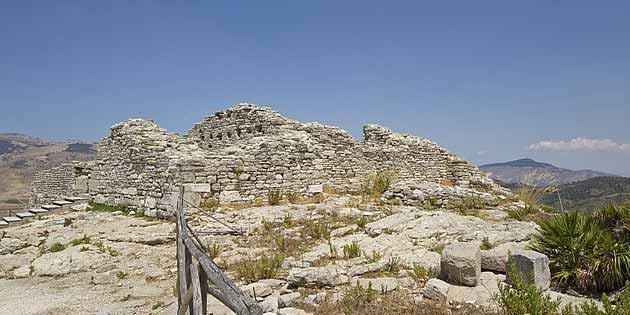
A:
564 288 630 315
70 234 91 246
341 284 377 314
343 241 362 259
530 205 630 293
283 213 294 228
88 202 129 213
286 192 300 204
267 188 282 206
356 216 369 229
234 254 284 284
206 242 221 259
361 170 397 199
364 250 382 263
260 217 274 232
496 258 561 315
152 301 165 310
274 234 288 253
49 242 66 252
497 259 630 315
409 263 436 282
116 271 127 279
449 195 487 213
383 256 402 274
304 218 332 240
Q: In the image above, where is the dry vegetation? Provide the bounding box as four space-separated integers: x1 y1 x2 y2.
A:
297 286 495 315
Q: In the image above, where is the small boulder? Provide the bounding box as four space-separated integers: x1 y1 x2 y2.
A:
423 278 450 303
440 242 481 286
261 294 279 313
278 292 301 308
506 250 550 290
242 282 273 298
287 266 349 288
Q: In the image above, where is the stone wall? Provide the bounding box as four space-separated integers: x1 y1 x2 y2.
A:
31 103 501 217
30 163 80 204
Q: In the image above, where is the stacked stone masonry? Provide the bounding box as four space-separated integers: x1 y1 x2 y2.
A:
31 103 502 217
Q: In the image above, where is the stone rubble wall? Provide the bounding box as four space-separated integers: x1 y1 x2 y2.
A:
381 181 498 208
31 103 502 217
30 162 80 204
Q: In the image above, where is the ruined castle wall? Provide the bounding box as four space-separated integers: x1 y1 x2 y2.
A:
361 124 490 187
187 105 494 197
85 119 183 217
30 163 79 204
30 104 498 217
187 104 372 196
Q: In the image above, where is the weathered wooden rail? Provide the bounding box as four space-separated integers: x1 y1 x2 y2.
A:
176 186 262 315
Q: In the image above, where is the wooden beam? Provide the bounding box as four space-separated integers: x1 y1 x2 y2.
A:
177 286 194 315
176 185 187 307
199 263 208 315
190 260 203 315
183 236 263 315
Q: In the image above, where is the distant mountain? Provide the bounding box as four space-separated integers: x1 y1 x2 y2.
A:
480 158 614 186
0 133 95 212
540 176 630 212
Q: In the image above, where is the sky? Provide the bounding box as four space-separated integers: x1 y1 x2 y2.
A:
1 1 629 175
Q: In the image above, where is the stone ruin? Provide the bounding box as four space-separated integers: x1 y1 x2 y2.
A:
31 103 503 217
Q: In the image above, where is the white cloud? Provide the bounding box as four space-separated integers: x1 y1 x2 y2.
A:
528 137 630 153
476 150 487 156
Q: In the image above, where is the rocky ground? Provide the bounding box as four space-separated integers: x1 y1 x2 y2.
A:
0 195 599 315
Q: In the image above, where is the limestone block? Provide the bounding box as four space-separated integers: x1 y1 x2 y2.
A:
507 250 550 290
183 183 211 193
144 196 157 208
279 292 301 308
440 242 481 286
481 242 527 273
88 179 99 192
219 190 241 203
287 266 349 288
75 177 88 193
122 187 138 195
307 184 323 194
241 282 273 298
423 278 450 303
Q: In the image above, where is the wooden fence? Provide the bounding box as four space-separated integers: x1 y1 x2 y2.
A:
176 186 262 315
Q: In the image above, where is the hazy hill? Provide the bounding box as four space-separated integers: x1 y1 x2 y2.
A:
540 176 630 212
480 158 613 186
0 133 95 212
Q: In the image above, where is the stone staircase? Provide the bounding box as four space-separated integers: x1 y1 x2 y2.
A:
0 196 88 228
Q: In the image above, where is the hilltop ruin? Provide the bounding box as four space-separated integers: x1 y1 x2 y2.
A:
31 104 501 216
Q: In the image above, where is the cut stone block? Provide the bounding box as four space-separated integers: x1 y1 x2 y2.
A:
15 212 35 219
183 183 212 193
307 184 323 194
65 196 87 202
507 250 551 290
440 242 482 286
29 208 49 215
0 221 9 227
53 200 72 206
41 204 61 210
3 216 22 223
481 242 527 273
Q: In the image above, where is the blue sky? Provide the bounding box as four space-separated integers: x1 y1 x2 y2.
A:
1 1 629 175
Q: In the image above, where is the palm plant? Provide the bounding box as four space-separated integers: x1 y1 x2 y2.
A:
531 205 630 293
